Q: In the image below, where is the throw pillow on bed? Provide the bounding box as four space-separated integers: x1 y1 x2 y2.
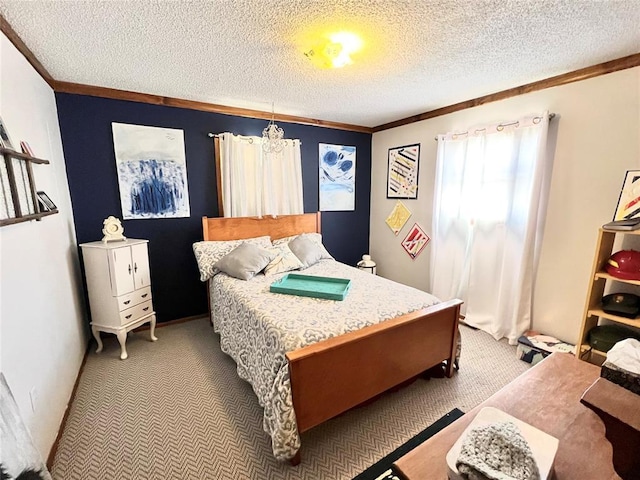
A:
214 243 276 281
273 233 333 260
288 235 326 268
263 244 304 276
192 235 271 281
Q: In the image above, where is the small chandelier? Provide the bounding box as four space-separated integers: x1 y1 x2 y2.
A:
262 103 284 154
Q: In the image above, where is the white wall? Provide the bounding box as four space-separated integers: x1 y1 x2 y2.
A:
371 67 640 345
0 33 87 458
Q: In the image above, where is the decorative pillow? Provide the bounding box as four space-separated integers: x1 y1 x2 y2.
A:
192 235 271 281
263 244 305 276
273 233 333 260
214 243 276 281
288 235 326 268
273 232 320 246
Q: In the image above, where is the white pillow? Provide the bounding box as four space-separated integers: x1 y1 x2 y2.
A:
214 243 276 281
263 244 305 276
192 235 271 281
272 233 333 260
288 235 325 268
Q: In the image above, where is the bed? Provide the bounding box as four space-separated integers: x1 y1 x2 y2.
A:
199 212 462 464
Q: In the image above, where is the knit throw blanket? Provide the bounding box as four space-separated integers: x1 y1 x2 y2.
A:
456 421 540 480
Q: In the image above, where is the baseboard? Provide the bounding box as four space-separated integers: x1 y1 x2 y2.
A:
132 313 208 332
46 313 206 469
46 341 91 470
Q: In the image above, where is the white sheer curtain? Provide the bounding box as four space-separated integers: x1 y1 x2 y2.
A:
430 112 552 344
218 132 304 217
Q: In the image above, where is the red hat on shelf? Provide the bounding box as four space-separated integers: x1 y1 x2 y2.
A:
606 250 640 280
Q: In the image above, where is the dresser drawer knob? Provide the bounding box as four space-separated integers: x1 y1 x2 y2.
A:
141 294 148 298
143 307 149 311
125 314 132 319
124 300 131 305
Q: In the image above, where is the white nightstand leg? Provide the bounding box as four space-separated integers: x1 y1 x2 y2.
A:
116 329 128 360
149 314 158 342
91 325 103 353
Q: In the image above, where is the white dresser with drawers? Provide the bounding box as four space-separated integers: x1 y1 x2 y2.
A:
80 238 157 359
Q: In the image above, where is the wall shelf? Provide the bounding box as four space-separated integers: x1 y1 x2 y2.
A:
0 147 57 227
1 148 49 164
587 308 640 329
577 228 640 362
0 209 58 226
594 271 640 286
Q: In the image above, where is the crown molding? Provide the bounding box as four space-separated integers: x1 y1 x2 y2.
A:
52 80 373 133
373 52 640 132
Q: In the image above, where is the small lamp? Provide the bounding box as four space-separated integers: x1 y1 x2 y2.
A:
357 254 376 274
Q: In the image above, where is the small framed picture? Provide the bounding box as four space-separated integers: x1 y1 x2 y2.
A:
36 191 57 212
613 170 640 220
401 222 430 260
0 116 15 150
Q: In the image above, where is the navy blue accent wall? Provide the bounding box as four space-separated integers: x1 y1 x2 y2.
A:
56 93 371 322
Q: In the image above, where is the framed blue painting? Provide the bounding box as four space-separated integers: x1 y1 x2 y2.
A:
112 123 190 219
319 143 356 211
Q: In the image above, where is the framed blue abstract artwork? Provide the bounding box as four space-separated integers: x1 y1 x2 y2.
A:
112 123 190 219
319 143 356 211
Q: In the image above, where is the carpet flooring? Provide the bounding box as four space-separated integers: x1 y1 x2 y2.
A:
51 318 529 480
353 408 465 480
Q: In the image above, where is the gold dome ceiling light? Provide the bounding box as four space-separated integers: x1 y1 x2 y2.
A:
304 32 363 69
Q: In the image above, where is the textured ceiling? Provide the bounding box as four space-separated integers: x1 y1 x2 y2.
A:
1 0 639 128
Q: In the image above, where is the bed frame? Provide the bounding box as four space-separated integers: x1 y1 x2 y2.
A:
202 212 462 464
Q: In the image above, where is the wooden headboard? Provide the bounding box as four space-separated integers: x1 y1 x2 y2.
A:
202 213 321 242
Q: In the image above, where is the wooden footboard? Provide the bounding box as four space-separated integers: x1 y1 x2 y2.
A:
286 298 462 435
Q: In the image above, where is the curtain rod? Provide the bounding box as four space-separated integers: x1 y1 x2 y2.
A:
433 112 556 141
207 132 302 145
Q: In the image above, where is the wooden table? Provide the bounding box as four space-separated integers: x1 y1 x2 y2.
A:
394 353 622 480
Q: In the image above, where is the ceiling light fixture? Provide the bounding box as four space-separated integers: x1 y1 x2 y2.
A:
304 32 363 69
262 103 284 154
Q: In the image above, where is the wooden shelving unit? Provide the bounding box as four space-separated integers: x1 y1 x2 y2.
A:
577 228 640 362
0 147 58 227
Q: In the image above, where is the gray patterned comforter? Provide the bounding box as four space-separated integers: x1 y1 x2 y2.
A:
209 259 440 460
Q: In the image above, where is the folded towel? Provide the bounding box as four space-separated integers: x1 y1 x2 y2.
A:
456 421 540 480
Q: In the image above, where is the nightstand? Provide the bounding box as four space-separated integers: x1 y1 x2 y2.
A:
80 238 158 359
